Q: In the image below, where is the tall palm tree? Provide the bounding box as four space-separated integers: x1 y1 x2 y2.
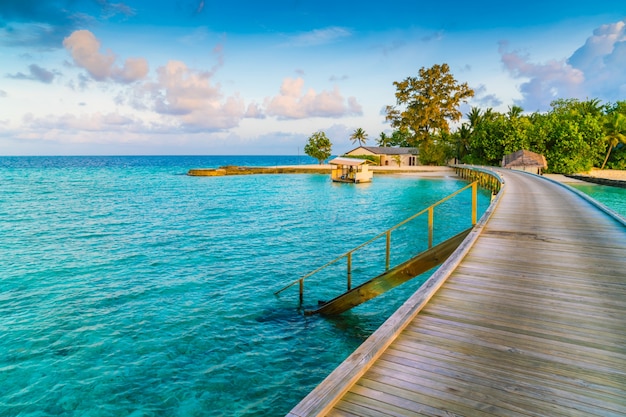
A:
350 128 368 147
601 112 626 169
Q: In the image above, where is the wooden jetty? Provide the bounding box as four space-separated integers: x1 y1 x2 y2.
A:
288 168 626 417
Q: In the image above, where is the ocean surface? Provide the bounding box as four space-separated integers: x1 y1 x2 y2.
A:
3 156 623 417
569 182 626 219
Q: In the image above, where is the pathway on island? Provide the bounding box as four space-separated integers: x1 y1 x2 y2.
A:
288 169 626 417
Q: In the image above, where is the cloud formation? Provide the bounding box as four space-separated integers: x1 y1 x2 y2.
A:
500 20 626 111
285 27 351 47
132 60 247 131
567 20 626 101
265 77 362 119
63 30 148 83
7 64 56 83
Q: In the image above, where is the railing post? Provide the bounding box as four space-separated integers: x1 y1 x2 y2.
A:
299 278 303 304
347 252 352 291
472 182 478 225
428 206 434 249
385 231 391 270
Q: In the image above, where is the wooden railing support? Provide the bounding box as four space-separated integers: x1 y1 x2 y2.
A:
385 231 391 270
347 252 352 291
472 182 478 225
428 207 434 249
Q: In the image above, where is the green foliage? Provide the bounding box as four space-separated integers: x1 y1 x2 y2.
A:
304 131 332 164
388 129 412 147
601 112 626 169
605 144 626 169
342 154 380 165
385 63 474 145
459 98 610 174
350 128 368 147
418 133 455 166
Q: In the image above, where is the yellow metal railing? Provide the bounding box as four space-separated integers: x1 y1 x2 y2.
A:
275 178 494 304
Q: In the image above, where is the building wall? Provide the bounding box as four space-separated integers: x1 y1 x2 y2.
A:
345 148 418 167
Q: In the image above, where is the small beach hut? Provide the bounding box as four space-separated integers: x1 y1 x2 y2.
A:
329 157 373 183
502 150 548 174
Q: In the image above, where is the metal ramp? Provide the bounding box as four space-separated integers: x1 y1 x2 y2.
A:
306 228 471 315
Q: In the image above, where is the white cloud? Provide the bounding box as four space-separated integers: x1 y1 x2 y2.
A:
23 112 139 132
500 20 626 110
63 30 148 83
567 20 626 101
265 77 362 119
499 41 585 111
284 27 351 47
131 60 247 131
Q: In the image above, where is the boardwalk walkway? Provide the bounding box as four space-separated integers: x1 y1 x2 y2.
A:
288 169 626 417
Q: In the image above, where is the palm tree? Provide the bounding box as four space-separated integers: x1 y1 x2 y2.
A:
456 123 472 160
377 132 391 147
601 112 626 169
350 128 368 147
466 107 482 130
507 105 524 119
577 98 604 116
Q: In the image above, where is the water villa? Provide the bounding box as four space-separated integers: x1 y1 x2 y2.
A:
329 157 373 183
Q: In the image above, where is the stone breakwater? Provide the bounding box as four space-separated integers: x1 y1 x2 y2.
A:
187 165 456 177
187 165 331 176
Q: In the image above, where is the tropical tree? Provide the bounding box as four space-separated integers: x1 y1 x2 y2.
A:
377 132 392 147
507 105 524 119
304 131 332 164
467 106 483 130
350 128 368 147
385 63 474 145
601 112 626 169
389 129 411 147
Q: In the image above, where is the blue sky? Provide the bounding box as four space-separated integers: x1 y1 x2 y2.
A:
1 1 625 155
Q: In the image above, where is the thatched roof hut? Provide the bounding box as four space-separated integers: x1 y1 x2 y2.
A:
502 150 547 174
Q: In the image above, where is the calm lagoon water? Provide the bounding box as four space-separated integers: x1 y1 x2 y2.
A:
569 182 626 219
0 156 493 416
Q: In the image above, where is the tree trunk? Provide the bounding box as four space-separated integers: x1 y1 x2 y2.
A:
601 146 612 170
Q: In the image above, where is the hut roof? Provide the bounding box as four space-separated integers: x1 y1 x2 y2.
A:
502 150 547 168
329 157 371 166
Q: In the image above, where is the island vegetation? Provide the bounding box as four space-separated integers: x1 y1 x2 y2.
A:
305 63 626 174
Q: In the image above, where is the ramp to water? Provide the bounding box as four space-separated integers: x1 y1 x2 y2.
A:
307 228 471 316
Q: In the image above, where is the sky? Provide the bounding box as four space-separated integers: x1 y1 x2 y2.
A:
0 1 625 155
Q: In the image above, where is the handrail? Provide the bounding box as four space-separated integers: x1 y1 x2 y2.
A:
275 179 488 304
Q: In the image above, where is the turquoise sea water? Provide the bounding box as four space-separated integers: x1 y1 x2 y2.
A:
569 182 626 219
0 156 493 416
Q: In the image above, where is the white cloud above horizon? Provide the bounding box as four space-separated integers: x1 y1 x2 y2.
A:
1 2 626 155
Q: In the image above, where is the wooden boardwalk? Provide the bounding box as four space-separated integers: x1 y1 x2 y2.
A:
288 169 626 417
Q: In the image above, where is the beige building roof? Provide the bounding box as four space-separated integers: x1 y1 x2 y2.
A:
346 146 418 155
